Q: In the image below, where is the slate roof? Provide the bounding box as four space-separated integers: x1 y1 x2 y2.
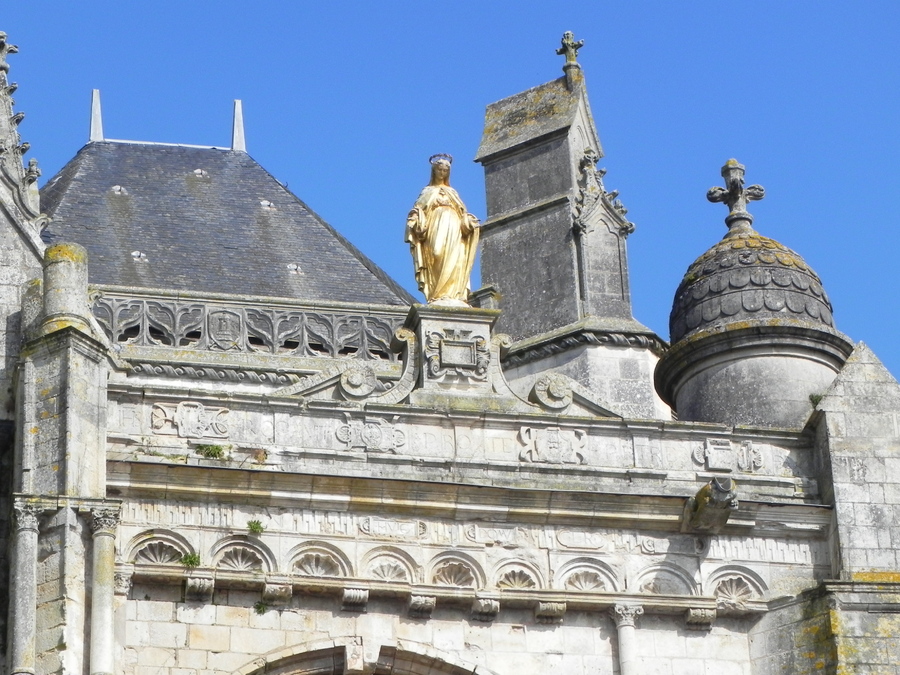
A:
475 75 599 162
40 141 415 306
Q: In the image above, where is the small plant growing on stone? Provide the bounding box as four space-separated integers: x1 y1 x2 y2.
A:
809 393 824 407
254 601 268 615
195 444 226 459
180 553 201 568
247 519 265 535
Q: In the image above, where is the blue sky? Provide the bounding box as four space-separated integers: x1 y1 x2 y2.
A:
6 2 900 377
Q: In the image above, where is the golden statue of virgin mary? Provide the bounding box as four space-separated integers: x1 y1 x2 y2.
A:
405 154 480 305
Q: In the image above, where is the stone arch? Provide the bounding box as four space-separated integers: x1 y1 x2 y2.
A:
233 638 497 675
288 541 352 578
210 535 277 573
632 562 698 595
126 528 194 564
361 546 421 583
427 551 485 589
553 556 620 592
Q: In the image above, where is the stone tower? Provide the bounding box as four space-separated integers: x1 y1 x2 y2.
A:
474 33 668 419
655 159 854 428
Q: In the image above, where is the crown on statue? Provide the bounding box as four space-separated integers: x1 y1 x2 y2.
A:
429 153 453 165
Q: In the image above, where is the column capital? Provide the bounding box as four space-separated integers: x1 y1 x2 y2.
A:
90 506 120 536
611 603 644 628
12 501 42 532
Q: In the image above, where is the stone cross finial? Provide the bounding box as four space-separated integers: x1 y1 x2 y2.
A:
707 159 765 228
556 31 584 65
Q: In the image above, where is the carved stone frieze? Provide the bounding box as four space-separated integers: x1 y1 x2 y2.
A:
131 362 298 385
465 524 533 548
336 414 406 454
151 401 229 439
519 426 585 464
359 517 425 540
92 291 404 361
424 328 489 381
694 438 764 473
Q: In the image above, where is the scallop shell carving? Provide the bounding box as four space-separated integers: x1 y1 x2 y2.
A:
564 570 606 591
294 552 342 577
134 542 182 565
369 560 410 583
217 546 263 572
497 569 536 589
715 576 755 609
432 561 475 587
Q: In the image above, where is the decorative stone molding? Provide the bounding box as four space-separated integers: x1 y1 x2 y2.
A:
714 576 755 611
432 561 476 587
497 568 537 590
503 329 667 370
12 502 41 532
216 545 264 572
133 541 183 565
471 597 500 622
684 607 716 630
407 595 436 619
531 373 573 409
294 552 343 578
518 426 585 465
185 574 215 602
262 582 293 606
114 572 133 597
572 148 634 238
132 361 299 385
611 604 643 628
90 507 120 536
424 328 490 382
151 401 229 439
336 414 406 453
92 291 404 361
563 570 607 592
534 601 566 624
341 588 369 613
368 559 411 583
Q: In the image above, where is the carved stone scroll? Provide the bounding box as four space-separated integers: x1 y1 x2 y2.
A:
519 426 585 464
151 401 229 439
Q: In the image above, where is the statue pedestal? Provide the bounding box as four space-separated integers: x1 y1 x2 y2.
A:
404 303 505 408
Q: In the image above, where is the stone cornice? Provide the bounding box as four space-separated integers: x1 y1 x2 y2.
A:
107 461 832 538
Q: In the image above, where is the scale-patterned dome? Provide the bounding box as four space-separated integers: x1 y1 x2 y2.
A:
669 227 834 344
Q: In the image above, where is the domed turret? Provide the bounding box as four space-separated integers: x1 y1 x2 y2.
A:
656 160 853 428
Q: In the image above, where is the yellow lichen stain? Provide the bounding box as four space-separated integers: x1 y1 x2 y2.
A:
40 388 51 397
851 570 900 583
30 426 39 434
45 243 88 264
52 464 59 472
